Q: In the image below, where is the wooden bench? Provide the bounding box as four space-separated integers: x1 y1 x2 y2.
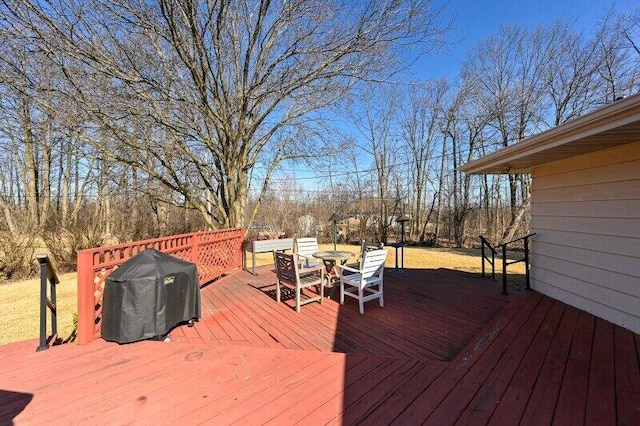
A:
243 238 294 275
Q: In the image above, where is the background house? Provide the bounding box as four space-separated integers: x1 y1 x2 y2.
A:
461 94 640 334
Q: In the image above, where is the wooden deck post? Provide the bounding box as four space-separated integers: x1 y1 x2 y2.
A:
192 232 200 266
502 244 508 295
77 250 96 345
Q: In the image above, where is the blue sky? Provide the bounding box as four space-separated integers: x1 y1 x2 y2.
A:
405 0 639 81
264 0 640 190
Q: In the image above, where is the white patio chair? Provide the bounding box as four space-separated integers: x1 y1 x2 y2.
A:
294 237 323 268
273 251 324 313
347 240 384 268
337 249 387 314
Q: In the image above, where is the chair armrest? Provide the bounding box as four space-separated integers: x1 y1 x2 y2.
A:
299 264 323 274
297 253 314 265
336 264 359 274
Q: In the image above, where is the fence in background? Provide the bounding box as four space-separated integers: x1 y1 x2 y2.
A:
76 228 244 344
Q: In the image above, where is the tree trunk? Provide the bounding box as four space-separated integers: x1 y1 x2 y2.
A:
434 138 447 242
0 197 18 234
501 197 530 244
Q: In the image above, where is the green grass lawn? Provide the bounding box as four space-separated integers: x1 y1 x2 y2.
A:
0 244 525 345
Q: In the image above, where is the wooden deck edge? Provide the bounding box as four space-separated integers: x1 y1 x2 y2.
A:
449 290 536 368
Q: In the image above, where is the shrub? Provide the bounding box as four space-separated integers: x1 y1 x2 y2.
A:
0 232 38 280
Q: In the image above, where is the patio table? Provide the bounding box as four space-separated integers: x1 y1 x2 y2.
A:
312 250 355 298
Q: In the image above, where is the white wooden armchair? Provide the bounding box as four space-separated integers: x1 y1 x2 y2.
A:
337 249 387 314
345 240 384 271
294 237 322 268
273 251 324 312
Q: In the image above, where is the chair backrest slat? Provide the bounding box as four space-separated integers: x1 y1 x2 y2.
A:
295 237 319 258
274 251 297 283
361 240 383 253
361 249 387 278
359 240 383 268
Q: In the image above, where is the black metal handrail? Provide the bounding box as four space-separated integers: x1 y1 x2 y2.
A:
479 235 496 280
499 233 536 295
36 254 60 352
479 233 536 295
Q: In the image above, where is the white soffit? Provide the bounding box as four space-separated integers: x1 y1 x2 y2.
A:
460 94 640 174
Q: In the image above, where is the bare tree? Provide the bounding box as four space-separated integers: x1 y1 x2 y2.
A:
3 0 450 231
461 25 552 240
593 9 640 103
543 21 601 125
348 84 401 243
399 80 446 242
0 27 61 232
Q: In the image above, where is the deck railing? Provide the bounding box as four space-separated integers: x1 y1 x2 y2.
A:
479 233 536 295
76 228 244 345
479 236 497 281
36 254 60 352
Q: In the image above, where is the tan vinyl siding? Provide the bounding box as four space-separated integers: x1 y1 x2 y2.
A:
530 141 640 334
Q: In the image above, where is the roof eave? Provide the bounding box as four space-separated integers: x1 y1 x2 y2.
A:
460 93 640 175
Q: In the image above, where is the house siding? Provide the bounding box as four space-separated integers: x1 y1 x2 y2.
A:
530 141 640 334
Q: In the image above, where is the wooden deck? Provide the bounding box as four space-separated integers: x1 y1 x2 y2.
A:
170 266 512 361
1 266 639 424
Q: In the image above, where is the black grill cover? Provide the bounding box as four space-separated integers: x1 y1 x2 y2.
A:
101 248 201 344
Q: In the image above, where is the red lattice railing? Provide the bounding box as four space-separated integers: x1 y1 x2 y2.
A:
76 228 244 345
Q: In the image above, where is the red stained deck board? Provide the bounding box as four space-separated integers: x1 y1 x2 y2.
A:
614 326 640 393
302 288 423 358
518 304 579 425
283 356 396 424
200 281 274 344
89 347 324 424
333 358 422 425
481 298 562 424
187 352 348 424
80 345 310 423
2 267 638 424
397 280 505 319
215 279 315 351
390 278 504 329
217 288 286 349
196 266 504 361
426 293 557 424
194 287 230 341
242 356 389 425
552 310 596 426
220 280 344 350
391 291 541 424
504 299 562 388
200 280 280 347
153 351 335 424
360 360 449 424
484 302 578 424
332 313 435 360
229 277 339 352
585 318 617 425
614 327 640 425
5 344 174 402
44 346 237 422
340 295 473 359
238 289 339 354
223 276 335 351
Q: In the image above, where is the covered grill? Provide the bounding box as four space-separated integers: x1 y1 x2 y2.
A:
101 248 201 344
